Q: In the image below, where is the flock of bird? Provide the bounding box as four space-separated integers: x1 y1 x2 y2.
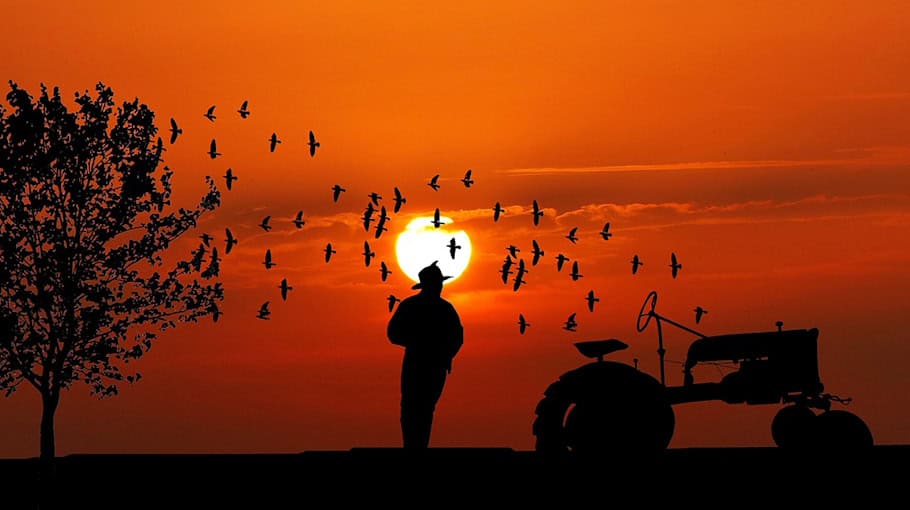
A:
350 167 700 334
491 211 694 334
166 101 323 322
167 100 707 331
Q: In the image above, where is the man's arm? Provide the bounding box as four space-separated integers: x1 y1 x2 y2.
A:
451 320 463 358
446 303 464 360
387 300 410 347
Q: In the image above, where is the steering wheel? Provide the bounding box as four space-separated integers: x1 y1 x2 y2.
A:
636 291 658 332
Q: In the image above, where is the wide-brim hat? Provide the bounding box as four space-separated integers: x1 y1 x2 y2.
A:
412 261 453 289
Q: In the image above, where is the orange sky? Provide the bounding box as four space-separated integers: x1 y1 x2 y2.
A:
2 1 910 456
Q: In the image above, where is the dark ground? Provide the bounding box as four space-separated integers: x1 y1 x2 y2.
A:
1 446 906 507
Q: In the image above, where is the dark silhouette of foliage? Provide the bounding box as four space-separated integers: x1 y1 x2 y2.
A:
0 82 223 481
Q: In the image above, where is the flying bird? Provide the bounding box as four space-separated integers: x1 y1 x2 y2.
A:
447 238 462 259
223 168 237 190
531 240 544 266
600 222 613 240
461 169 474 188
224 228 238 254
324 243 336 263
363 241 375 267
500 257 514 284
431 208 445 229
204 105 217 122
308 130 320 157
427 174 441 191
199 233 214 247
208 139 221 159
565 227 579 244
507 245 521 258
256 301 271 320
570 261 583 281
532 200 544 226
376 206 390 230
694 306 708 324
332 184 346 203
269 133 282 152
210 304 223 323
362 203 376 231
153 137 166 162
387 295 401 313
237 100 250 119
585 290 600 312
670 252 682 279
263 249 276 269
293 211 306 229
563 313 578 332
374 207 390 239
189 243 207 272
513 259 528 292
279 278 293 301
392 187 407 213
631 255 643 275
380 261 392 282
362 212 375 232
259 216 272 232
203 247 220 278
518 314 530 335
169 118 183 144
368 192 383 206
492 202 505 222
555 253 570 272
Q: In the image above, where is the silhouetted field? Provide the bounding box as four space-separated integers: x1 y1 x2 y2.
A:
1 447 905 507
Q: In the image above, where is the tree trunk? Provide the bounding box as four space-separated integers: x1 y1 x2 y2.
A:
39 391 59 495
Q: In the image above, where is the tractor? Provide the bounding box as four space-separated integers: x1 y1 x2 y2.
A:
533 291 873 455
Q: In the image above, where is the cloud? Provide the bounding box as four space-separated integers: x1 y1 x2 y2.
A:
445 204 557 224
497 147 910 177
553 193 910 231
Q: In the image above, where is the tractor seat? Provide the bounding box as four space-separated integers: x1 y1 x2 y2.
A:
574 339 629 361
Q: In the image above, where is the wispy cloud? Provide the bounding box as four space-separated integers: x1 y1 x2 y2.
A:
553 193 910 231
498 147 910 177
446 204 556 224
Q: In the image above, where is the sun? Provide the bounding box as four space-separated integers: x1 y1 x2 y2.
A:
396 216 473 286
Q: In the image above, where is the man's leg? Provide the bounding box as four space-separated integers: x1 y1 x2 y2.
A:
400 355 421 449
412 366 447 448
401 357 447 449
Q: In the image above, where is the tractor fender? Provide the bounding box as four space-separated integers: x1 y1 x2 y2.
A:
553 361 667 405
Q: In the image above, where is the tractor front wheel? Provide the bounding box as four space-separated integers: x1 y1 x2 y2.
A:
772 406 873 450
815 410 873 449
771 405 816 449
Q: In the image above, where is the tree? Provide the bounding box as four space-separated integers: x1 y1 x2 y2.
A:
0 82 223 481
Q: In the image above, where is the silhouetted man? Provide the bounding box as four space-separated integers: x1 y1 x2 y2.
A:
387 261 464 449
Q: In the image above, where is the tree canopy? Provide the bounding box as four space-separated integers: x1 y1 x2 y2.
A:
0 81 223 406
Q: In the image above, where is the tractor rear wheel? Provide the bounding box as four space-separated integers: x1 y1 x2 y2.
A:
533 361 674 458
771 405 816 449
563 397 675 457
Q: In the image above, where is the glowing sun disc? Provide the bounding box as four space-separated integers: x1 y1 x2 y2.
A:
396 216 472 286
